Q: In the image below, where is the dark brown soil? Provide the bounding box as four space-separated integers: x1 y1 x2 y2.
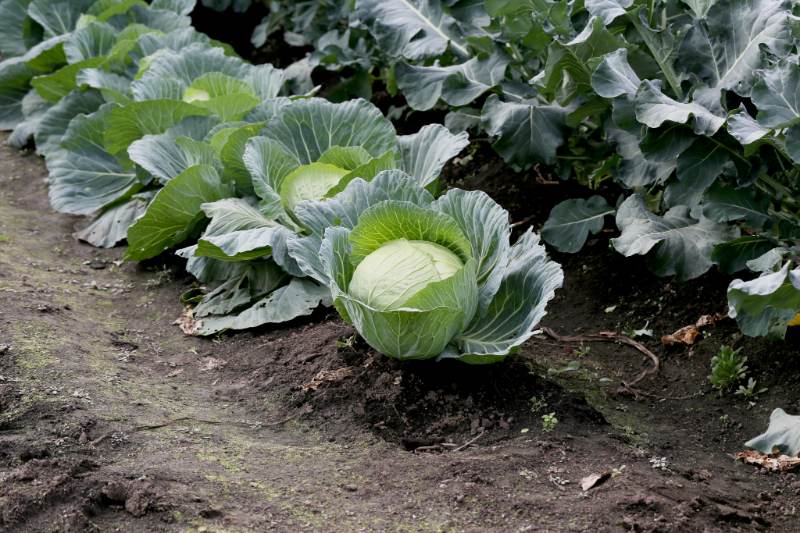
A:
2 132 800 533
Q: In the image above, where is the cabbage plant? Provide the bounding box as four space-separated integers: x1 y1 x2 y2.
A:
289 171 564 363
166 98 469 335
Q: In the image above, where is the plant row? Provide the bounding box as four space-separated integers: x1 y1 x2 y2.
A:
224 0 800 340
0 0 563 363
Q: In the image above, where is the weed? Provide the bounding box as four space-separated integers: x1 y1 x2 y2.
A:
541 412 558 433
529 394 548 414
709 346 747 392
735 378 767 400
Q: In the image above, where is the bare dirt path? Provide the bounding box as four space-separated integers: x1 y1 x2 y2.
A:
1 135 798 532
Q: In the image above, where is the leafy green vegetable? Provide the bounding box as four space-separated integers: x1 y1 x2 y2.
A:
290 171 563 362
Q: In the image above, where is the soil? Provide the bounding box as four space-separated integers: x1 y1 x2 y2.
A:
3 128 800 533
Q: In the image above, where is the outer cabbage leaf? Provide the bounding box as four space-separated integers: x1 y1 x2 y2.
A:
542 196 615 253
354 0 472 61
263 98 398 164
727 262 800 338
47 104 140 215
612 194 738 281
196 278 329 335
677 0 793 105
444 229 564 364
481 94 567 167
74 190 155 248
125 164 233 260
395 53 508 111
746 408 800 457
0 0 41 58
396 124 469 187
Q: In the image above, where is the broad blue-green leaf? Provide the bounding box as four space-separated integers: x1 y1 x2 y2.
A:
196 227 281 261
218 121 267 192
746 247 787 273
265 98 398 163
711 236 777 274
103 99 210 156
196 278 329 335
354 0 472 61
432 188 511 306
481 94 567 167
127 115 220 182
47 105 139 215
125 164 233 260
63 21 117 63
746 408 800 456
152 0 196 15
395 52 508 111
750 58 800 129
591 48 641 98
585 0 632 24
682 0 717 18
0 0 40 57
607 123 675 188
727 262 800 338
27 0 94 37
664 137 731 207
612 194 738 280
0 58 38 130
183 72 261 121
75 69 132 104
34 89 105 156
541 17 628 102
635 80 725 135
702 182 770 229
677 0 792 105
445 229 564 364
242 135 300 212
727 107 770 145
193 260 287 319
542 196 615 253
74 190 155 248
31 57 104 103
8 89 49 149
397 124 469 187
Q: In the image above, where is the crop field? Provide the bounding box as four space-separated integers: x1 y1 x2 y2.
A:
1 0 800 531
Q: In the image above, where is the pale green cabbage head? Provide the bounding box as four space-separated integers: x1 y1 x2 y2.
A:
349 239 464 310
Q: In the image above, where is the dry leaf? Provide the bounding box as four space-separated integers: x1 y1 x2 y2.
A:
661 325 700 346
174 307 200 335
736 450 800 472
301 367 354 392
661 313 726 346
580 471 611 491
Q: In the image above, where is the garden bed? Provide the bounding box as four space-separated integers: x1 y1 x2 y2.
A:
2 134 799 532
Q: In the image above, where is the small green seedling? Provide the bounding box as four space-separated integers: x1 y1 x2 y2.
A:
529 395 548 414
735 378 767 400
541 412 558 433
574 344 591 358
709 345 747 392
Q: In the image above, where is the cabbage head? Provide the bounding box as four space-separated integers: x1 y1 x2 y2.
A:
242 97 469 228
288 171 564 363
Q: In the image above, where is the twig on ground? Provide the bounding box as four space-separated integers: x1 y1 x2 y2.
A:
452 431 485 453
540 327 661 399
